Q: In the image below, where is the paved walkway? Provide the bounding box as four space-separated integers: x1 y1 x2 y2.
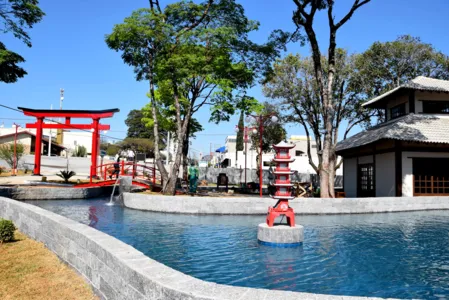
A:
0 174 89 185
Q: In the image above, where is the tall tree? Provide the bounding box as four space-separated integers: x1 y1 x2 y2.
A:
289 0 371 198
125 110 153 139
249 102 286 177
0 0 45 83
235 111 244 166
354 35 449 99
106 0 285 195
264 51 375 176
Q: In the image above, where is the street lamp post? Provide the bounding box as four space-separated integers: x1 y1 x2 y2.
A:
12 123 20 176
234 125 250 187
236 113 278 197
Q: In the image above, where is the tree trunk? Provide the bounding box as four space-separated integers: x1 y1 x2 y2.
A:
328 150 337 198
182 120 191 180
162 80 193 195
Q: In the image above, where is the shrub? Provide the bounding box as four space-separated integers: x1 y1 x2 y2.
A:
74 145 87 157
56 170 76 183
0 143 25 169
0 219 15 243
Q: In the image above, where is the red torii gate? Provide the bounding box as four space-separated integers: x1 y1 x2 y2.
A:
19 107 119 177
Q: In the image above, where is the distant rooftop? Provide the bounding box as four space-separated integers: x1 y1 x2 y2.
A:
363 76 449 108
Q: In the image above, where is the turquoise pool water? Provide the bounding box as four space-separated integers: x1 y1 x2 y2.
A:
27 198 449 299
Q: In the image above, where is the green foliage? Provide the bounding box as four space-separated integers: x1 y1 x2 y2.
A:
74 145 87 157
106 0 286 132
0 143 24 169
0 219 16 243
106 0 288 194
249 102 286 155
0 0 45 83
56 170 76 183
0 42 27 83
236 111 244 152
106 144 120 156
119 138 155 158
354 35 449 98
264 50 376 147
125 109 153 139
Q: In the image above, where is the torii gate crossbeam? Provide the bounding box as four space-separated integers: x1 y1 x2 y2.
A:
19 107 119 177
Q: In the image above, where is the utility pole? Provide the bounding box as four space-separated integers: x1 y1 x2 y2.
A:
48 104 52 157
60 88 64 110
12 123 20 176
57 88 64 147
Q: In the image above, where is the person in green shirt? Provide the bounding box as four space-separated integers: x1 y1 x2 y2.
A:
188 162 199 193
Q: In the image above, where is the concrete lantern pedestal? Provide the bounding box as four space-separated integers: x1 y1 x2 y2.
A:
257 223 304 247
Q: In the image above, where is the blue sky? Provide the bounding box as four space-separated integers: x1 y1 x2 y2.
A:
2 0 449 156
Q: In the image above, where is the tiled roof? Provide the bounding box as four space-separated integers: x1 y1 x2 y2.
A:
336 114 449 152
0 130 66 149
362 76 449 107
273 141 295 149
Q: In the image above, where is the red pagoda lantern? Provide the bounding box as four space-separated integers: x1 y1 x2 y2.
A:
266 141 296 227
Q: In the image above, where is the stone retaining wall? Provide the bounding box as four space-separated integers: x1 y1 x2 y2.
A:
0 186 111 200
198 167 343 187
124 193 449 215
0 196 377 300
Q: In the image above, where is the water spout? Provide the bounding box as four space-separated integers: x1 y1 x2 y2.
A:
106 177 121 206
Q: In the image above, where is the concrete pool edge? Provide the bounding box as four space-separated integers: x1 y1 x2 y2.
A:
0 196 385 300
123 193 449 215
0 186 112 200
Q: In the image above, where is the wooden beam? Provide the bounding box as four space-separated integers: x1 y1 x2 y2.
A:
395 141 402 197
409 90 415 113
26 124 110 130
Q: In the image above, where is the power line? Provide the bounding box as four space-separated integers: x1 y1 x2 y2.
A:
0 104 125 141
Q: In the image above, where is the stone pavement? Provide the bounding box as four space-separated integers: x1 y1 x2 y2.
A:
0 174 89 185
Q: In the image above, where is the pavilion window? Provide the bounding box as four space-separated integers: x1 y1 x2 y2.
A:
390 103 406 119
422 100 449 114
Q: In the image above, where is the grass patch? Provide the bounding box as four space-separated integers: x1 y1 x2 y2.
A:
0 231 98 300
0 170 29 177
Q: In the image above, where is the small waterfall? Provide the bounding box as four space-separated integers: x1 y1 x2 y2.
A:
106 177 121 206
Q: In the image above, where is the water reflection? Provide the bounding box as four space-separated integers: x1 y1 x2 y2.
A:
26 199 449 299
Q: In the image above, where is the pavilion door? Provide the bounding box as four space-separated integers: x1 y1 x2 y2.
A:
413 158 449 196
357 163 375 197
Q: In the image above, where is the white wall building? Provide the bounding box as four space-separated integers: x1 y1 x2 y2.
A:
221 134 342 175
0 126 94 156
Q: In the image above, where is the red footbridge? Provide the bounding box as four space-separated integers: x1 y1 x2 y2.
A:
75 161 162 191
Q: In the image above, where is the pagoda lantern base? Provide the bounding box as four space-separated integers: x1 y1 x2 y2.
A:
257 223 304 246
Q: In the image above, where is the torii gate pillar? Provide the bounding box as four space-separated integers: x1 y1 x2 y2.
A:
19 107 119 177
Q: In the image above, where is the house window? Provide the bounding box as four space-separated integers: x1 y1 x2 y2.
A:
422 101 449 114
413 158 449 195
390 103 406 119
358 163 375 197
295 150 304 156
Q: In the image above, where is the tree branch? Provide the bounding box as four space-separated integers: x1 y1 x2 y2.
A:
175 0 214 43
334 0 371 29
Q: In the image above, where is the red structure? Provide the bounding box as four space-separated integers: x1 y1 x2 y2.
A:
19 107 119 177
266 141 296 227
236 113 278 197
76 161 161 191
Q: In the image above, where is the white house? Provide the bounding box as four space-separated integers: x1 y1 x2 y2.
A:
336 76 449 197
221 134 342 175
0 125 95 157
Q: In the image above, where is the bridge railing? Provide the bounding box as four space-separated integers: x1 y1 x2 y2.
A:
96 161 162 186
